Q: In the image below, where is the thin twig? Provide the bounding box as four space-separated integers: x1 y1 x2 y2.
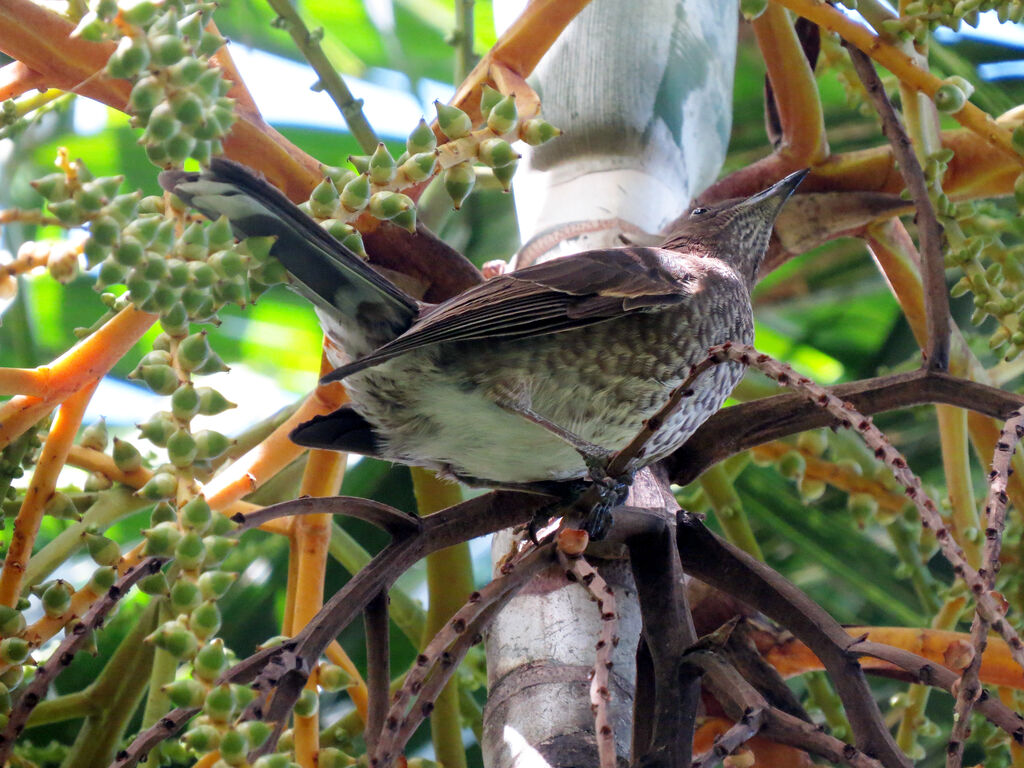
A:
844 43 949 371
262 0 378 153
558 549 618 768
948 410 1024 767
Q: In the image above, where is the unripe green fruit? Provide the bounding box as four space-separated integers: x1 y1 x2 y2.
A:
194 637 227 681
170 579 202 613
0 638 29 665
166 678 206 708
340 173 370 212
167 429 197 468
140 364 180 395
435 101 472 139
194 430 231 461
191 600 221 639
486 95 518 134
88 565 116 592
293 688 319 718
479 84 502 120
399 152 437 183
444 162 475 209
112 437 143 473
478 137 518 168
138 572 170 596
406 118 437 154
175 531 206 570
177 332 212 371
203 683 236 722
934 83 967 113
41 580 73 618
144 520 183 555
85 531 121 566
520 118 561 146
198 570 236 599
148 619 198 658
150 34 186 66
369 142 397 184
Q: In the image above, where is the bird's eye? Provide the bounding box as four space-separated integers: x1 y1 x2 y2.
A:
690 207 709 217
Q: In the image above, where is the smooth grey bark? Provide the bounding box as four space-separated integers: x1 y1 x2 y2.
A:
483 1 738 766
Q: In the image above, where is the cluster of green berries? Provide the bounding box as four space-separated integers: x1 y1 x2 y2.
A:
31 155 287 332
305 86 560 241
877 0 1024 42
73 0 234 167
0 428 42 505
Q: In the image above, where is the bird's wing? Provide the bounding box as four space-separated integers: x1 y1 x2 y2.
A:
159 158 419 335
323 247 691 381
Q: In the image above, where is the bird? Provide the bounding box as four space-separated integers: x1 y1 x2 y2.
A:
161 160 806 498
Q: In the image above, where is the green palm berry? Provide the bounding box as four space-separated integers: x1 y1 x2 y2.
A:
486 95 518 134
0 607 25 637
47 200 80 225
144 520 183 555
219 728 248 762
848 492 879 524
479 84 502 120
478 137 518 168
151 500 176 525
309 179 340 218
399 152 437 183
181 495 212 531
148 619 198 658
115 237 145 267
322 165 358 189
71 11 110 41
146 103 179 141
239 721 272 751
196 387 235 415
160 302 190 337
391 207 417 233
41 581 73 618
341 231 368 259
520 118 561 146
197 30 226 57
934 83 967 113
184 724 221 753
112 438 143 473
167 428 197 467
171 384 201 420
31 173 69 202
0 638 29 665
166 678 206 709
175 531 205 570
777 450 806 481
191 600 221 639
150 34 186 66
138 412 176 446
347 154 370 174
340 173 371 212
138 471 178 502
121 0 159 25
203 683 236 722
90 216 121 246
209 249 246 278
492 158 518 192
406 117 437 154
435 101 472 139
444 162 475 209
317 663 351 692
87 565 116 592
170 579 202 613
107 35 151 79
198 570 236 599
165 134 196 165
369 143 396 184
140 364 180 395
138 571 170 596
368 191 412 220
177 11 203 40
194 638 227 681
194 350 229 374
145 142 171 167
202 535 235 566
293 688 319 718
81 418 108 451
177 332 212 371
129 76 165 115
194 430 230 461
740 0 769 19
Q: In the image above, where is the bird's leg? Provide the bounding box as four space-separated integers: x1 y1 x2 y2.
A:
492 389 631 539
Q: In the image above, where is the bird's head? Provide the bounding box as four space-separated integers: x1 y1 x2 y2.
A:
661 168 808 287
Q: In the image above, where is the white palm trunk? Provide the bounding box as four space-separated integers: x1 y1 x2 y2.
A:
483 1 738 764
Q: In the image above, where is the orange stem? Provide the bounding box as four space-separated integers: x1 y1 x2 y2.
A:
0 59 46 100
0 379 99 607
289 448 346 768
771 0 1023 165
752 4 829 164
0 305 157 448
764 626 1024 691
203 383 347 511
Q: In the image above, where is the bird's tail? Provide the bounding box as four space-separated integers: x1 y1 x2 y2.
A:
159 159 419 351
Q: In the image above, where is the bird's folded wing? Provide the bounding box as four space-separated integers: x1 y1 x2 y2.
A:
323 247 690 382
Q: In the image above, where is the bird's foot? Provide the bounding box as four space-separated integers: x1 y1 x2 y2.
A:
578 462 634 540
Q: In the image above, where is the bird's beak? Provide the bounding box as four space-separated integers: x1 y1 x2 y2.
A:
742 168 810 215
